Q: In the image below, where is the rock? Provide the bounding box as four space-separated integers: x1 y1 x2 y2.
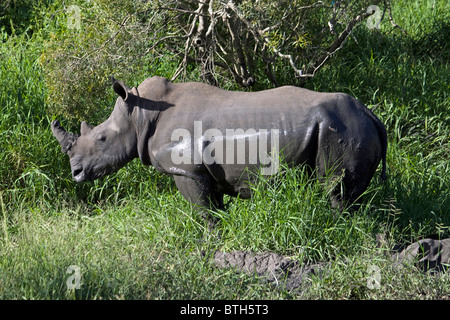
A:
210 238 450 292
391 238 450 272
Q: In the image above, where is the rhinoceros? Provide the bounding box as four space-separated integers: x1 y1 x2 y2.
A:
52 76 387 224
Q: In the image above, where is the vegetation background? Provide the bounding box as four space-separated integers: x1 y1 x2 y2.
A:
0 0 448 299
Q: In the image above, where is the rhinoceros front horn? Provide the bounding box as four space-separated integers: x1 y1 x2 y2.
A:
51 120 79 154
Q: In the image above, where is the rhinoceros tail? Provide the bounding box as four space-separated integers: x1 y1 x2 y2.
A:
374 114 387 181
380 138 387 181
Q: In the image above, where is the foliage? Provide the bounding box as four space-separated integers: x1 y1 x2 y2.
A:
0 0 51 36
38 0 401 121
154 0 387 88
40 0 163 122
0 0 448 299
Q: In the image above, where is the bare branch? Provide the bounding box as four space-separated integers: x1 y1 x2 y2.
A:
385 0 408 35
300 4 382 80
224 1 326 80
157 5 209 17
224 2 253 86
171 1 205 81
157 0 391 87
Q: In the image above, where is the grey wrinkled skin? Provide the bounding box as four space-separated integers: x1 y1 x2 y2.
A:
52 76 387 221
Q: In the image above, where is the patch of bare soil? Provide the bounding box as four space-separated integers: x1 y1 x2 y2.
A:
211 238 450 292
212 250 323 292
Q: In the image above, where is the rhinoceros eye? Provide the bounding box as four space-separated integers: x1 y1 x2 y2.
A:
96 135 107 143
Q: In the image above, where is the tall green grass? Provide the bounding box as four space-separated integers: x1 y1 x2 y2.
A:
0 0 449 299
307 0 450 243
215 164 382 262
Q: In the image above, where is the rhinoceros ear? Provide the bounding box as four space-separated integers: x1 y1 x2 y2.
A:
112 78 129 102
80 121 93 136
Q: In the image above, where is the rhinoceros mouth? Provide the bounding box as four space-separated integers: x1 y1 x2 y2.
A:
72 164 117 183
72 167 88 183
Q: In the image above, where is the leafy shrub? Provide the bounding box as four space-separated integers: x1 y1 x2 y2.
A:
40 0 178 122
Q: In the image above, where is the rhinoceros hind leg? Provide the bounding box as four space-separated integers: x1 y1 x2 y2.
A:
329 166 377 211
173 175 223 230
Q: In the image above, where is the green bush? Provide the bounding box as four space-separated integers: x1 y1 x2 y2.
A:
39 0 179 122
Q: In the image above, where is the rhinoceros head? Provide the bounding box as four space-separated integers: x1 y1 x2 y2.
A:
52 79 138 182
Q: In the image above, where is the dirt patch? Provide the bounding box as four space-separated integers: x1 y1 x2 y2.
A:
212 250 324 292
211 238 450 292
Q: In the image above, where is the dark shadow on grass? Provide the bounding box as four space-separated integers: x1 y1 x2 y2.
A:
377 172 450 242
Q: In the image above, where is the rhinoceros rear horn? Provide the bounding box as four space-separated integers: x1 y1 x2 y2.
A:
51 120 79 154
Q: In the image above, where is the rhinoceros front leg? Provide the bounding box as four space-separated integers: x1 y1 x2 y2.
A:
173 175 223 230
